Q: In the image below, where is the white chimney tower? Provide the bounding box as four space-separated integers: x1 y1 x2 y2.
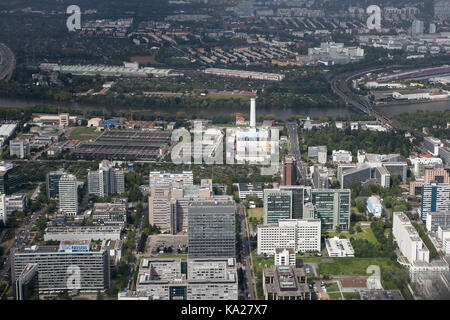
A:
250 98 256 128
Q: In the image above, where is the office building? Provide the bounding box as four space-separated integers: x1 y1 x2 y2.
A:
58 174 78 216
263 189 292 225
88 160 125 197
412 20 424 36
423 137 443 156
92 199 128 228
439 146 450 165
393 212 429 263
274 248 296 266
311 189 351 230
46 170 67 199
312 165 329 189
9 139 30 159
426 212 450 232
188 199 235 258
283 155 297 186
325 237 355 257
339 164 372 188
44 225 122 241
434 0 450 19
133 258 238 300
412 157 443 177
424 169 450 184
429 23 437 34
308 146 327 164
149 171 193 187
14 263 39 300
5 194 27 216
148 186 174 232
11 241 110 292
237 182 263 200
382 162 407 183
375 166 391 188
0 193 7 225
149 182 214 234
421 183 450 221
280 186 312 220
367 196 383 218
262 265 311 300
257 219 321 255
0 162 21 195
332 150 353 163
437 226 450 255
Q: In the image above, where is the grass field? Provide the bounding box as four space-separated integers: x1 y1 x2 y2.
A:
328 222 377 244
317 257 399 276
325 282 339 292
247 208 263 220
68 127 102 141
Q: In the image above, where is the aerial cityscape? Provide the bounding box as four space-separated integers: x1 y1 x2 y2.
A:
0 0 449 311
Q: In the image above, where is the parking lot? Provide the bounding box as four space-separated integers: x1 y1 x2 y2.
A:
145 234 188 255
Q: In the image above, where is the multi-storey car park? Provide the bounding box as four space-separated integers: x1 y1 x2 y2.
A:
72 129 171 161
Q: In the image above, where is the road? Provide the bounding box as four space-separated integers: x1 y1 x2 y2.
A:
286 122 309 185
0 43 15 81
0 207 46 298
329 66 427 141
238 203 257 300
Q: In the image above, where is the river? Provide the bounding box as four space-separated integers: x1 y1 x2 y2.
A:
0 97 448 120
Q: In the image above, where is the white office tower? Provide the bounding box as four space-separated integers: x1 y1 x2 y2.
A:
250 98 256 128
0 193 6 225
59 174 78 216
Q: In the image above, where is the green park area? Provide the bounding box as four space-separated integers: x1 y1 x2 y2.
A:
315 257 399 276
247 208 263 220
328 222 377 243
68 127 102 141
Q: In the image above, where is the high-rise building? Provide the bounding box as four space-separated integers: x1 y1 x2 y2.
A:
188 199 235 258
311 189 351 230
412 20 424 36
46 170 67 200
263 189 292 225
421 182 450 221
280 186 311 220
283 155 297 186
257 219 321 255
58 174 78 216
14 263 39 300
88 160 125 197
9 139 30 159
11 241 110 292
148 186 174 232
